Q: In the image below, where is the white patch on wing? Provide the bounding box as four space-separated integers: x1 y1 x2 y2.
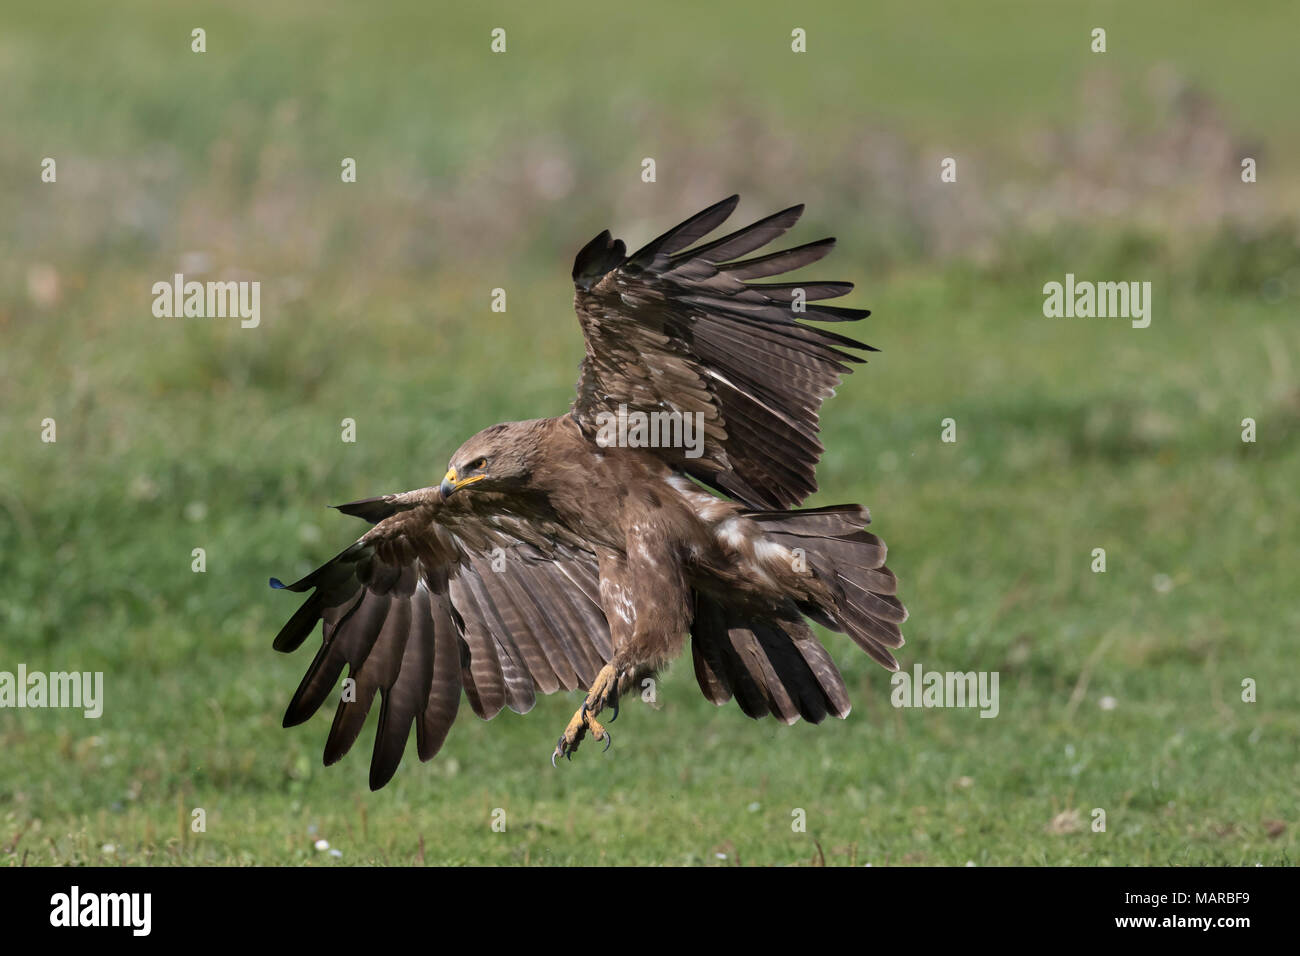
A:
665 474 733 522
665 474 695 495
663 473 791 594
716 517 748 552
713 517 779 589
754 539 791 564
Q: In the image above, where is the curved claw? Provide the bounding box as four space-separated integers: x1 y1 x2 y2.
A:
602 729 613 752
609 699 620 723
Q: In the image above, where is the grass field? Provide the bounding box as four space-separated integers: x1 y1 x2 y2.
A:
1 0 1297 865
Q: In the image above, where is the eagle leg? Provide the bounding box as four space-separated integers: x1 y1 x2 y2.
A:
550 663 620 765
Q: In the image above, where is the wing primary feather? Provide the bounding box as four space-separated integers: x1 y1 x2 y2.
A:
626 194 740 267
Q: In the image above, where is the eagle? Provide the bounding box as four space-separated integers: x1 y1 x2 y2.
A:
270 195 907 789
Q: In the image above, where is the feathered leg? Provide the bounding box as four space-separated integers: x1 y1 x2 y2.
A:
552 530 690 764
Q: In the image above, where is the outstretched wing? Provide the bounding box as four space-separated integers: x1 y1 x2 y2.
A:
270 488 611 790
570 195 875 510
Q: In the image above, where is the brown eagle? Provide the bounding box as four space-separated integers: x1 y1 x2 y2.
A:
270 196 907 789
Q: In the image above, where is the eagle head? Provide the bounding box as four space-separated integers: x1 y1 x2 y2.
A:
440 420 541 499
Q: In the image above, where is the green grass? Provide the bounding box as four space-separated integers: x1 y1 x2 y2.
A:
1 0 1297 865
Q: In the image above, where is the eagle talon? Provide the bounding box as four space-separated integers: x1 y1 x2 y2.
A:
551 736 569 768
552 704 593 765
584 713 610 751
554 680 622 764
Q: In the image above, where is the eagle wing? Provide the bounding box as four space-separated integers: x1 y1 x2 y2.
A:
570 195 875 510
270 489 611 790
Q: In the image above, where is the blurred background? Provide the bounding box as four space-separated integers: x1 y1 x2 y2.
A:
1 0 1297 864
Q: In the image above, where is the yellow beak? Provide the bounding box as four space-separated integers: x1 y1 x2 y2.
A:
440 467 485 498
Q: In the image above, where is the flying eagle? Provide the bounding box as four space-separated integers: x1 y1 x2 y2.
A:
270 196 907 789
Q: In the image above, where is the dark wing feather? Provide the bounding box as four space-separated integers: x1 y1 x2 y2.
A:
271 487 611 789
689 592 849 724
571 196 875 509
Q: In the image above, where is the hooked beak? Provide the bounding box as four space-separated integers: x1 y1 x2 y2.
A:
440 467 484 499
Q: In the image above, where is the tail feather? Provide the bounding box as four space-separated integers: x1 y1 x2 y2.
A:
745 505 907 673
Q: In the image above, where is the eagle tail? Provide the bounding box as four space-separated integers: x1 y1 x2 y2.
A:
745 506 907 673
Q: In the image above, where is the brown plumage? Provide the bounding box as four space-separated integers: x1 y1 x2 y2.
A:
271 196 906 789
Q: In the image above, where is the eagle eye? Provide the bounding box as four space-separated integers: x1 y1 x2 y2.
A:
470 457 487 471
